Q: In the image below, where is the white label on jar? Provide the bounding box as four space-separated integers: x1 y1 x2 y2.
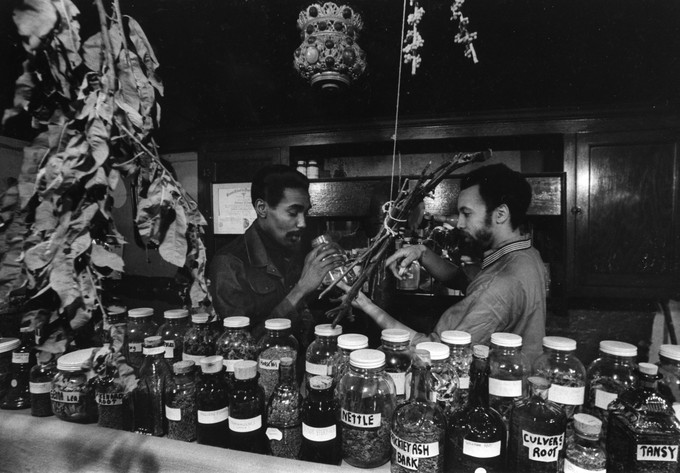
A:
128 342 143 353
11 379 17 388
594 389 618 410
12 352 29 364
259 358 280 371
387 372 406 396
636 444 679 462
488 378 523 397
463 439 502 458
229 415 262 433
198 406 228 424
266 427 283 441
459 375 470 390
29 381 52 394
548 384 585 406
564 458 606 473
225 359 242 373
50 390 82 403
306 361 331 377
166 405 181 421
95 392 124 406
302 423 336 442
164 340 175 359
522 431 564 462
341 409 381 429
183 353 205 363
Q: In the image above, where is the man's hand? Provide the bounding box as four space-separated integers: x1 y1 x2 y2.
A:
385 244 426 280
295 244 345 296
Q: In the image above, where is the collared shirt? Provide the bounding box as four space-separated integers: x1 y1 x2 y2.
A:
413 238 547 363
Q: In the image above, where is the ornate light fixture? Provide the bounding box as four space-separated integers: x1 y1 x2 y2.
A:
293 2 367 90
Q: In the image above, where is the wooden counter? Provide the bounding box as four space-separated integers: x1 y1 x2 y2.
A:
0 410 390 473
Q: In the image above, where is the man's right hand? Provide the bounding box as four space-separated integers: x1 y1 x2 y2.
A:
295 244 345 295
385 244 427 280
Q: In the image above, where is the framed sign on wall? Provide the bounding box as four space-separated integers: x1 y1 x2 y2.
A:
211 183 257 234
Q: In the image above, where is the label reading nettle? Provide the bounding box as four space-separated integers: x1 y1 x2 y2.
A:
165 405 181 422
463 439 502 458
488 378 523 397
128 342 143 354
636 444 679 462
564 458 606 473
259 358 280 371
12 352 29 364
198 406 228 424
29 381 52 395
302 423 336 442
95 392 125 406
229 415 262 433
458 375 470 390
388 372 406 396
391 431 440 471
50 390 82 403
164 340 175 359
548 384 585 406
341 409 381 428
522 431 564 462
306 361 331 377
594 389 618 410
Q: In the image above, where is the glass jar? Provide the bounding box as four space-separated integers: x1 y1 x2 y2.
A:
657 344 680 403
607 362 680 472
585 340 637 428
533 336 586 420
488 332 530 430
157 309 189 364
311 234 356 287
101 306 127 351
51 348 98 423
337 349 397 468
441 330 473 410
266 357 302 458
296 160 307 176
331 333 368 387
415 341 459 418
133 336 173 436
183 313 216 364
30 358 56 417
564 413 606 473
378 328 412 403
300 375 342 465
258 318 299 401
0 338 19 402
508 376 567 472
216 316 259 389
1 327 36 409
305 324 342 385
196 355 229 448
166 360 197 442
126 308 158 372
230 360 267 454
95 369 131 431
396 244 421 291
391 349 447 473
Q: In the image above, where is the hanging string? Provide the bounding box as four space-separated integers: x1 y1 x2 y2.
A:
390 0 409 204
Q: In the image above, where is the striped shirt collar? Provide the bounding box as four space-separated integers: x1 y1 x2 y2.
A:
481 237 532 270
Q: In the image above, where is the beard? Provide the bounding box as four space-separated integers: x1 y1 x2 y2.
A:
461 212 494 257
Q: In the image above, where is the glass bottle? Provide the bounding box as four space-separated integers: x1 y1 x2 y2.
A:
0 338 19 403
564 413 606 473
166 360 197 442
507 376 567 472
133 336 173 436
396 243 421 291
391 349 447 473
532 336 586 420
305 324 342 385
441 330 473 410
415 341 459 418
258 318 299 401
196 355 229 448
51 348 98 423
1 327 36 409
337 349 397 468
331 333 368 387
488 332 530 430
126 308 158 372
229 360 267 454
182 313 216 364
585 340 637 429
157 309 189 364
266 357 303 458
300 375 343 465
30 356 56 417
657 344 680 403
311 234 356 287
378 329 412 403
216 316 259 391
606 362 680 472
447 344 507 473
94 357 131 431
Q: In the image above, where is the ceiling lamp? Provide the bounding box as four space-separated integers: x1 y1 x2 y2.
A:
294 2 366 90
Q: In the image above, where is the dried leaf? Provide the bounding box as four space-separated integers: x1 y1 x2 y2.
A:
13 0 58 52
87 116 109 166
125 16 163 95
91 243 124 272
159 203 187 267
24 240 53 271
82 32 103 72
53 0 81 69
33 199 58 233
49 246 78 309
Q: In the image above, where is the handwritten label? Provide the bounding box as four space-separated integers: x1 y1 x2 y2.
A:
458 375 470 390
29 381 52 394
522 431 564 462
463 439 502 458
259 359 280 371
166 406 181 421
488 378 523 397
548 384 585 406
302 424 337 442
341 409 381 429
229 415 262 433
387 372 406 396
164 340 175 359
636 444 679 462
594 389 618 410
128 342 143 354
198 406 228 424
306 361 331 377
50 390 82 404
12 352 29 364
391 431 439 470
95 392 125 406
266 427 283 441
564 458 605 473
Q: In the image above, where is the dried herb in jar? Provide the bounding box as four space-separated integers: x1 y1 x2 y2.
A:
166 361 197 442
266 357 302 459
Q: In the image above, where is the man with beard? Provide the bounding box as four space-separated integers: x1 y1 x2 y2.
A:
348 164 546 362
209 165 343 347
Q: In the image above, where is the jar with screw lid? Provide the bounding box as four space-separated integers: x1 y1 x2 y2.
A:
378 329 412 403
51 348 98 423
166 360 197 442
196 355 229 448
331 333 368 386
488 332 530 430
133 336 173 436
305 324 342 384
1 327 36 409
258 318 299 401
310 234 356 287
183 313 216 364
30 356 56 417
216 316 258 389
230 360 267 454
126 308 158 372
441 330 473 410
157 309 189 364
657 344 680 403
0 338 19 402
300 375 342 465
415 341 459 418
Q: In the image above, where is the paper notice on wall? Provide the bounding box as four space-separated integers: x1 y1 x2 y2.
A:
212 183 257 234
